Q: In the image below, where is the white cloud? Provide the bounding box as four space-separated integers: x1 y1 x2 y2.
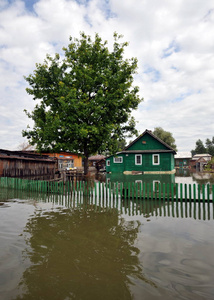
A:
0 0 214 152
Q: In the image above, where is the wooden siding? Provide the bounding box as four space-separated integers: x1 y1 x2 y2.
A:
126 132 169 151
0 151 56 178
106 152 174 173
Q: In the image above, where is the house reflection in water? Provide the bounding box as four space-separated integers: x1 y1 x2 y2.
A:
106 172 175 187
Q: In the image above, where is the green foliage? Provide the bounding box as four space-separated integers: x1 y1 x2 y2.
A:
205 138 214 156
204 157 214 171
153 127 177 151
117 138 127 152
191 138 214 156
23 32 143 174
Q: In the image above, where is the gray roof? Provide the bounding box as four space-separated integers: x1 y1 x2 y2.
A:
193 153 211 158
174 152 192 159
89 155 106 161
120 150 174 154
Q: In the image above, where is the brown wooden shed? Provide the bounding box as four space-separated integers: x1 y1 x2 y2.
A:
0 149 56 178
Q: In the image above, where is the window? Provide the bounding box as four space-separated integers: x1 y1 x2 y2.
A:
58 160 63 170
58 159 74 170
106 160 110 166
153 154 160 165
67 160 74 169
135 154 142 165
113 156 123 163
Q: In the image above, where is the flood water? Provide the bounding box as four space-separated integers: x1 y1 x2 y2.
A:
0 185 214 300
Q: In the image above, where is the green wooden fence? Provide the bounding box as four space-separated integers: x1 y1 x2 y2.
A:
0 177 214 202
0 179 213 221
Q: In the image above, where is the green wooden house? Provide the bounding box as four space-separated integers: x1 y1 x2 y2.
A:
106 129 176 174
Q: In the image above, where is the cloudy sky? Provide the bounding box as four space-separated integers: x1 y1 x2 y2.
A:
0 0 214 152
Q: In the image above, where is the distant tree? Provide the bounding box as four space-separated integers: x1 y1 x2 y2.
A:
17 141 35 151
23 32 142 175
191 139 206 155
191 138 214 156
205 138 214 156
153 127 177 151
117 138 127 151
204 156 214 171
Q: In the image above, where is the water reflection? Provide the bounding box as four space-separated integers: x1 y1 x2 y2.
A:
106 173 175 186
1 190 214 300
175 168 214 185
106 170 214 186
14 201 155 300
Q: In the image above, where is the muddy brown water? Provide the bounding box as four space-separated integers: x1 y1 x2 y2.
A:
0 188 214 300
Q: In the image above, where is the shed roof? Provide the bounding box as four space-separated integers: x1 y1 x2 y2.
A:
0 149 54 162
193 153 211 158
89 155 106 161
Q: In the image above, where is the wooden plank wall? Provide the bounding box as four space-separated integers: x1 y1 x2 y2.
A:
0 157 56 178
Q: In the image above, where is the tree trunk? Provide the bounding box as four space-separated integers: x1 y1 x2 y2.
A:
83 149 89 175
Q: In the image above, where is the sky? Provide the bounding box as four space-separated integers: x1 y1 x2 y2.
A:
0 0 214 152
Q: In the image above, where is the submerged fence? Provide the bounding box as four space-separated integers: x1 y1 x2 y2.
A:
0 177 214 203
0 180 213 221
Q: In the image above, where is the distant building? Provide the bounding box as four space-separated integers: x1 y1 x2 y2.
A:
88 155 106 167
174 152 192 168
189 154 212 170
44 152 82 171
0 149 55 178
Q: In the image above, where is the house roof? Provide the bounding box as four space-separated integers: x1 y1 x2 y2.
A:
175 152 192 159
124 129 176 154
118 150 174 154
193 153 211 158
105 129 176 159
0 149 55 162
89 155 106 161
191 154 211 162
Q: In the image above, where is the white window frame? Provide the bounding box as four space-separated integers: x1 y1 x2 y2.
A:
153 154 160 165
106 160 110 166
113 156 123 163
67 160 74 168
135 154 142 165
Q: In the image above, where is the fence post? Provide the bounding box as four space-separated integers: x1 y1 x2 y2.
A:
189 184 192 202
143 182 146 200
193 184 196 202
212 185 214 203
128 182 131 200
198 185 201 202
184 184 187 202
147 183 150 200
163 183 166 202
175 183 178 202
207 184 210 202
202 184 205 203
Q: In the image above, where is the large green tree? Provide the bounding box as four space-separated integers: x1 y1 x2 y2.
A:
23 33 142 174
153 127 177 151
